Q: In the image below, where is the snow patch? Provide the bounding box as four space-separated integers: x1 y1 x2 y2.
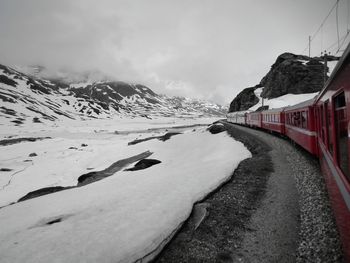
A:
249 88 318 111
0 129 250 263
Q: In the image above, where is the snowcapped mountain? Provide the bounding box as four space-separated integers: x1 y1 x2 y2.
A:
0 64 226 128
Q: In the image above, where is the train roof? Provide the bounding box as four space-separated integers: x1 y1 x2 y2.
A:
284 98 316 111
315 41 350 101
261 107 286 114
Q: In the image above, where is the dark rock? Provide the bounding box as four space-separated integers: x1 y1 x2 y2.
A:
78 171 99 185
32 117 42 123
128 132 181 145
0 168 12 172
0 137 51 146
158 132 181 142
228 86 260 112
78 151 153 186
81 143 88 147
125 159 161 171
28 152 37 157
69 147 78 150
208 124 226 134
260 53 330 99
228 53 340 112
18 186 72 202
0 75 17 87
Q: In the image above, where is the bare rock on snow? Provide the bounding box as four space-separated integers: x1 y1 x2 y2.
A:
208 123 226 134
125 159 161 171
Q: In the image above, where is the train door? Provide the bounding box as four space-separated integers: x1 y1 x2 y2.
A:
334 91 350 180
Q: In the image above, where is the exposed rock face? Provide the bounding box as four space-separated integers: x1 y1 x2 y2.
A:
125 159 161 171
228 52 339 112
228 86 260 112
208 123 226 134
260 53 325 99
18 186 72 202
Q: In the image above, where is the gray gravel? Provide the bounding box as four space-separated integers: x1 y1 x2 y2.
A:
153 122 343 262
154 124 342 263
285 143 343 262
227 123 343 262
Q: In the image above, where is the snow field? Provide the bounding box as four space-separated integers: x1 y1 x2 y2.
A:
0 126 251 263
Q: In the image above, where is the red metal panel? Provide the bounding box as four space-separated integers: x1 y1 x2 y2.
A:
285 124 318 155
261 111 285 134
319 143 350 261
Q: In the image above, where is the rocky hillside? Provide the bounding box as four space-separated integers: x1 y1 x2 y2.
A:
0 64 226 127
228 85 261 112
228 53 339 112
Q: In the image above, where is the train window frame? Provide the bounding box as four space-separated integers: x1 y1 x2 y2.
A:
301 111 307 129
325 101 334 155
333 91 350 180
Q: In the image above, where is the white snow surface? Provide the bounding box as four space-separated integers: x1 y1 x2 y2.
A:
0 119 251 263
249 88 318 111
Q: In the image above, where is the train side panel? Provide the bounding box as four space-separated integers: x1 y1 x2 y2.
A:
284 103 318 155
261 110 285 134
226 112 247 125
318 142 350 260
247 112 262 128
314 46 350 260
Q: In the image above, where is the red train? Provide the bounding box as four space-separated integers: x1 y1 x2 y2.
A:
227 44 350 261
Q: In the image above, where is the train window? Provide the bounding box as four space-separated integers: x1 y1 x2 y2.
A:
295 112 301 127
325 101 334 155
301 111 307 129
334 92 349 180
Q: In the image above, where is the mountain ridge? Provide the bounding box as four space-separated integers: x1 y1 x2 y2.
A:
0 63 226 128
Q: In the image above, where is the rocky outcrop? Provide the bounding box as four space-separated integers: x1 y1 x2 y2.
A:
228 53 339 112
228 86 260 112
260 53 325 99
208 123 226 134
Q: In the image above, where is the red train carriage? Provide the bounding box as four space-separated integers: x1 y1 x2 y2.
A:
226 111 247 125
246 111 262 128
284 99 318 155
261 108 285 134
315 44 350 261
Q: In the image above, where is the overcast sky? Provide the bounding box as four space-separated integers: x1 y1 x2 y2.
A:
0 0 349 104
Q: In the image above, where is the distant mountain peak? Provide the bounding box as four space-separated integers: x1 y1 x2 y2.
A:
0 63 226 128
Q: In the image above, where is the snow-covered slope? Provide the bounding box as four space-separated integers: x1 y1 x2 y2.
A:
248 88 318 111
0 125 251 263
0 64 226 130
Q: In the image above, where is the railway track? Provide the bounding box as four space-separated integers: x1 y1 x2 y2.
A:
153 123 342 262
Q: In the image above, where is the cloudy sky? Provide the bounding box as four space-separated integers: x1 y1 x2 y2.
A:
0 0 349 104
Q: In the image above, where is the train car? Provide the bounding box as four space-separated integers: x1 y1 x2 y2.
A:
246 111 262 128
284 99 318 155
226 111 247 125
261 108 285 134
314 43 350 261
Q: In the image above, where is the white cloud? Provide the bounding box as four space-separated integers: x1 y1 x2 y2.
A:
0 0 346 104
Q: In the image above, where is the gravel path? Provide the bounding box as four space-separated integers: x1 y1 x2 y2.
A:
153 122 343 262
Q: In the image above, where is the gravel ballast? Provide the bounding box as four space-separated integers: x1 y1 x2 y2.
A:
153 122 343 262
